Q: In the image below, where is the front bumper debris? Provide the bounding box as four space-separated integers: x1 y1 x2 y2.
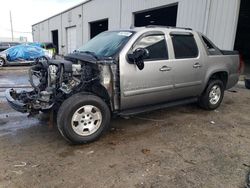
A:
5 89 28 113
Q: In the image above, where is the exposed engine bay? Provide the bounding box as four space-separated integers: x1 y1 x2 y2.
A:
6 54 120 115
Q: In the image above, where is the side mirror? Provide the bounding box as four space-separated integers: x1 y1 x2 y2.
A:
127 48 149 70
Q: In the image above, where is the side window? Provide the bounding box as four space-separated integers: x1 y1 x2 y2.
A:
171 34 199 59
133 34 168 60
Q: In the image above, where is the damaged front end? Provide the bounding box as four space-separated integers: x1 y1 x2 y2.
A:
5 53 119 116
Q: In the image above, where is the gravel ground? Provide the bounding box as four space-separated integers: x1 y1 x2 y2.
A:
0 67 250 188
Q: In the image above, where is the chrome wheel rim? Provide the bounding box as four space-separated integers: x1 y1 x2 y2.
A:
209 85 221 105
71 105 102 136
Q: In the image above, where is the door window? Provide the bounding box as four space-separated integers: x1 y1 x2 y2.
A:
171 34 198 59
133 34 168 60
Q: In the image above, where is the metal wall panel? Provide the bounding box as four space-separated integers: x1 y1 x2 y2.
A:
61 6 83 54
32 25 40 42
48 15 62 54
38 20 49 42
206 0 241 50
120 0 179 29
177 0 207 32
32 0 241 54
82 0 121 43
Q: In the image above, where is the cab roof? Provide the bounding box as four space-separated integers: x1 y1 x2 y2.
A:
130 25 195 34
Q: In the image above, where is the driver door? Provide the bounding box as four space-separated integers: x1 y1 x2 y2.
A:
119 32 175 110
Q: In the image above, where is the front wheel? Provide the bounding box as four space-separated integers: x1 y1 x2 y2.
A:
57 94 111 144
199 80 225 110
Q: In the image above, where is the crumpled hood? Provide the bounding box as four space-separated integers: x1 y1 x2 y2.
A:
64 52 116 65
64 52 97 64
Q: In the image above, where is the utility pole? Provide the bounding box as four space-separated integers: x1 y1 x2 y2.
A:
10 11 14 41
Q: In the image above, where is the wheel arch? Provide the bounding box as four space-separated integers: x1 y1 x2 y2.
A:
86 83 111 109
203 70 229 92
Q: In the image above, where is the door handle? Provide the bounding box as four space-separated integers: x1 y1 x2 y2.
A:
193 62 202 68
160 66 172 72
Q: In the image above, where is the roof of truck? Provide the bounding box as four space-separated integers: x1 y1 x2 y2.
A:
143 25 192 30
131 25 195 34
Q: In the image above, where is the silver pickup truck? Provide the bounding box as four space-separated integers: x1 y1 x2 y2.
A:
6 26 241 144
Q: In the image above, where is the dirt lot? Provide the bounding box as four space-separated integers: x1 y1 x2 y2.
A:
0 67 250 188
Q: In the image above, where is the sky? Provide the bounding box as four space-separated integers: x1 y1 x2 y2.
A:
0 0 84 42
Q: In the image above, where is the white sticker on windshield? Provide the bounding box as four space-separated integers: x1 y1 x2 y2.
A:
118 32 133 37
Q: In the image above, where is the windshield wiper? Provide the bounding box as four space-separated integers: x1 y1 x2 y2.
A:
80 51 99 60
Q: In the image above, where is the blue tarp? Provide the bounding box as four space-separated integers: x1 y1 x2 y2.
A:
28 42 43 48
5 44 46 61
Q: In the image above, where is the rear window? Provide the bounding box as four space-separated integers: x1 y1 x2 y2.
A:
171 34 199 59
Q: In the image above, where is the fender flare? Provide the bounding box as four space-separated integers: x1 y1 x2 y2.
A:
202 69 229 92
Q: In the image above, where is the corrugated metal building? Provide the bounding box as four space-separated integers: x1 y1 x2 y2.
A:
32 0 248 60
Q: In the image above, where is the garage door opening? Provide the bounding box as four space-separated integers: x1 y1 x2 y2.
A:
234 0 250 73
51 30 59 54
90 19 108 39
66 26 77 54
134 4 178 27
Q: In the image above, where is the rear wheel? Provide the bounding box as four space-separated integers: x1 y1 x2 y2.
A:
0 58 5 67
199 80 224 110
57 94 111 144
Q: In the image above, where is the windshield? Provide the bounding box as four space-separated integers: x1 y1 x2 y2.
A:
78 31 135 57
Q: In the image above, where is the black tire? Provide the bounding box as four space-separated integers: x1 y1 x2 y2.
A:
245 78 250 89
0 58 5 67
199 80 225 110
57 93 111 144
